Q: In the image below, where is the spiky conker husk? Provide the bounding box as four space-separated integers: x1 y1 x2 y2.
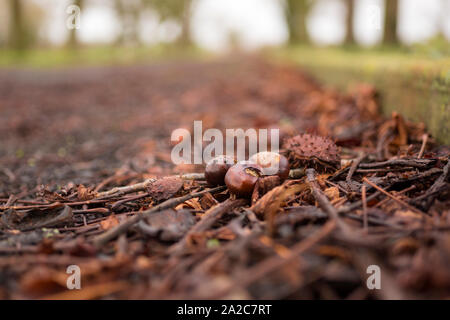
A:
283 133 341 173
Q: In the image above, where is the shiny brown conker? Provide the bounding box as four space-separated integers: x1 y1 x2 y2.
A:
224 162 262 198
204 155 236 186
249 151 290 182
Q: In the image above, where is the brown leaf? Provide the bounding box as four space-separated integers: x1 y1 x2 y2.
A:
139 209 196 241
147 176 183 202
251 175 281 205
324 187 340 201
251 182 307 219
200 192 218 210
77 184 96 201
100 215 120 230
1 205 73 231
184 197 203 211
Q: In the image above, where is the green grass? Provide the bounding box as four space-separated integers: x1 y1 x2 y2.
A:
269 45 450 79
0 44 210 69
267 45 450 144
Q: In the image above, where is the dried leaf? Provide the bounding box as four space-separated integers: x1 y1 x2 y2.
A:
100 215 120 230
147 176 183 202
139 209 196 241
251 182 307 219
1 205 73 231
77 184 96 201
324 187 340 201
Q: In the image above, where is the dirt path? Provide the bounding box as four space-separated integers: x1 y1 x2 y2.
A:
0 58 449 299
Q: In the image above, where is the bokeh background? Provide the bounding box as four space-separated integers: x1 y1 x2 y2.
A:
0 0 449 52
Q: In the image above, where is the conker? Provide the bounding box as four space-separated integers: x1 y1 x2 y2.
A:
205 155 236 186
249 151 290 182
224 162 262 198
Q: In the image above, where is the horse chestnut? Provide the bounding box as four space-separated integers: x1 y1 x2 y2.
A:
205 155 236 186
249 151 290 182
224 162 262 198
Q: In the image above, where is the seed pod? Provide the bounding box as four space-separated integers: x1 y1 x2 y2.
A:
249 151 290 182
283 133 341 173
205 155 236 186
225 163 262 198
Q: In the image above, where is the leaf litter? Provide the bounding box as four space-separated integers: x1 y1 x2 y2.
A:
0 58 449 299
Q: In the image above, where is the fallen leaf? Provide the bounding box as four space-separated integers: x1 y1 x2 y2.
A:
139 209 196 241
100 215 120 230
147 176 183 202
1 205 73 231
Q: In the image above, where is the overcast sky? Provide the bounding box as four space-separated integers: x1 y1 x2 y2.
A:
38 0 450 50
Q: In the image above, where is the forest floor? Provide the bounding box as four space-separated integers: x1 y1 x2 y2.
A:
0 57 449 299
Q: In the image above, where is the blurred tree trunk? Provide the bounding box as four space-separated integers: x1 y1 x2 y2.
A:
8 0 26 50
344 0 355 45
114 0 140 45
285 0 310 44
67 0 83 48
178 0 192 46
383 0 399 45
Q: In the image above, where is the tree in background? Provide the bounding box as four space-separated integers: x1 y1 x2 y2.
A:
7 0 44 50
67 0 84 48
148 0 193 45
114 0 193 46
284 0 312 44
344 0 355 45
114 0 142 45
8 0 26 49
382 0 399 45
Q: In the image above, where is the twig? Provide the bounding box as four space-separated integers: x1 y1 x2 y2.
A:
374 185 416 208
168 198 247 254
361 185 368 232
0 199 110 211
93 185 226 247
413 160 450 210
358 158 434 169
346 153 365 183
338 191 381 214
306 168 352 233
362 177 423 215
417 134 428 158
215 220 336 297
179 172 206 180
96 178 156 199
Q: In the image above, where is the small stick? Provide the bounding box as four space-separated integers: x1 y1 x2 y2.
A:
374 185 416 208
0 199 110 211
93 185 226 247
306 168 352 233
168 198 247 254
96 178 156 199
358 158 434 169
361 185 368 232
338 191 381 214
346 153 365 183
362 177 423 215
417 134 428 159
213 219 336 298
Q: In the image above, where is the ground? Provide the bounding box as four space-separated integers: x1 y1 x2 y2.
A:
0 57 449 299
